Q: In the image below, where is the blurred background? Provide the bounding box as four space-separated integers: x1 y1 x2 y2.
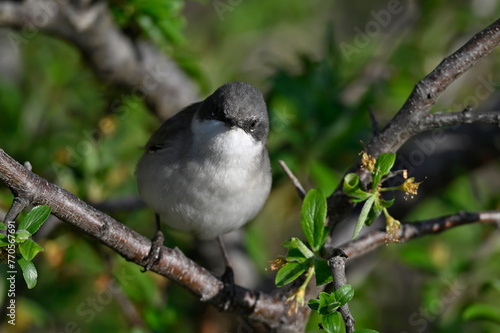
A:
1 0 500 332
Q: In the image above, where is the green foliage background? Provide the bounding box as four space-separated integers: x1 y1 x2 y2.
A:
1 0 500 332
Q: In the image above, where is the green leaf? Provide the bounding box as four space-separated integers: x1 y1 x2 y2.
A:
308 298 320 311
19 238 44 261
301 189 327 252
353 194 376 239
19 205 51 235
343 173 371 201
334 285 354 306
463 303 500 324
18 258 38 289
372 153 396 189
380 197 395 208
0 234 9 247
275 260 311 287
314 258 333 286
317 292 341 315
320 226 331 251
282 239 292 248
285 238 313 263
0 222 6 230
15 229 31 243
353 330 380 333
322 312 342 333
366 198 383 226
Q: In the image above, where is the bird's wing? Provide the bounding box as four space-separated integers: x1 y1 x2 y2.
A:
145 102 201 152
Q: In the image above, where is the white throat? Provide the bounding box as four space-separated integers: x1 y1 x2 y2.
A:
191 117 263 162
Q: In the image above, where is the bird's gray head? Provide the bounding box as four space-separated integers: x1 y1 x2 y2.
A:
197 82 269 143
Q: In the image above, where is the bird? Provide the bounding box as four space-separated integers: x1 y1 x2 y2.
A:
136 81 272 284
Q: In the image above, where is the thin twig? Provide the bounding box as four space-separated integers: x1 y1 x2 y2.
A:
418 109 500 131
328 249 355 333
335 210 500 260
279 160 306 199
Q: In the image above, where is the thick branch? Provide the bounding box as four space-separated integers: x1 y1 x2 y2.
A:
0 0 197 120
333 211 500 260
327 18 500 226
0 148 300 330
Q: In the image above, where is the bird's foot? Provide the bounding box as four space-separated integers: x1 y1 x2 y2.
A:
141 228 164 272
219 265 236 311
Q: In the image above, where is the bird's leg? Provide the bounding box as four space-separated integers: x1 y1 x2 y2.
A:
142 214 164 272
217 235 235 310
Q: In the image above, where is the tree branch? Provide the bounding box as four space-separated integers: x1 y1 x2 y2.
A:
0 0 198 120
327 17 500 227
0 148 303 330
418 108 500 131
332 210 500 260
328 249 355 333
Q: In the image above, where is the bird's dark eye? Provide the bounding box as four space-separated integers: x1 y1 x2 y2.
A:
249 120 257 132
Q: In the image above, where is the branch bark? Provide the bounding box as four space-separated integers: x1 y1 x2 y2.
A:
328 249 355 333
327 17 500 227
0 0 198 120
331 211 500 260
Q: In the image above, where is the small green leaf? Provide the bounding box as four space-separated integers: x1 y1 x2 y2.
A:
0 234 9 247
19 205 51 235
334 285 354 306
15 229 31 243
285 238 313 263
292 238 315 259
18 258 38 289
463 303 500 324
19 238 44 261
366 198 383 226
353 195 376 239
301 189 327 252
282 239 292 248
322 312 342 333
308 298 320 311
380 197 395 208
343 173 371 201
0 222 6 230
317 292 341 315
275 260 311 287
372 153 396 189
314 258 333 286
353 330 380 333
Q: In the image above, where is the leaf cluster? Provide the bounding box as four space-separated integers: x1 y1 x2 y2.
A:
0 205 51 289
275 189 331 288
343 152 397 238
